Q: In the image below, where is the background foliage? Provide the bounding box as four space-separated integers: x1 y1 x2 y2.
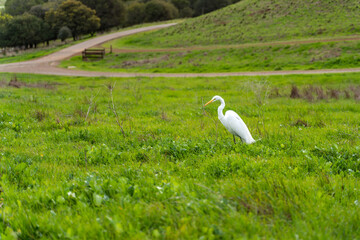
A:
0 0 236 50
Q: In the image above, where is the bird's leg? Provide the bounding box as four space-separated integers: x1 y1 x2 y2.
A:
233 135 236 144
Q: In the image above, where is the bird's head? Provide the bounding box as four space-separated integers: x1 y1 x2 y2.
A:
204 95 221 106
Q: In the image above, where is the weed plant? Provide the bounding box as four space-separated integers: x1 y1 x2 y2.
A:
0 73 359 239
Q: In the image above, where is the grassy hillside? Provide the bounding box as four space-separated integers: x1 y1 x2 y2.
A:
0 73 359 239
60 0 360 73
62 40 360 73
112 0 360 48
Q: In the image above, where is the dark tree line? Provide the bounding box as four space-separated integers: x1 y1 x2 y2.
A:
0 0 100 49
1 0 238 49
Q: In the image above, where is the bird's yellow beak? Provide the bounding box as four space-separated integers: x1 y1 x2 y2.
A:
204 99 214 107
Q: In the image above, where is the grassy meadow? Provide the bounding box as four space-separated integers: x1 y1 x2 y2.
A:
60 0 360 74
62 40 360 73
103 0 360 48
1 0 360 238
0 45 72 65
0 73 359 239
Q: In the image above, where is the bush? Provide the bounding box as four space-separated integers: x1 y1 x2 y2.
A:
58 26 72 42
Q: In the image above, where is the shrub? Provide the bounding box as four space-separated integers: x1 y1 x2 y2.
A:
58 26 72 42
290 85 301 98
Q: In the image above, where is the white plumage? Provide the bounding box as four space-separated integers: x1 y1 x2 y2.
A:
204 95 255 144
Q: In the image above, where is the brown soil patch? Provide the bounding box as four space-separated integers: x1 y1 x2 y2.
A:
290 84 360 102
113 54 170 68
6 77 61 89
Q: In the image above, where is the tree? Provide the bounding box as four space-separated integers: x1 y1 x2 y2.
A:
144 0 179 22
0 13 12 49
170 0 193 17
0 12 13 25
4 14 45 48
126 2 146 26
5 0 45 16
29 5 47 19
193 0 231 16
0 25 7 49
171 0 189 10
179 7 193 17
43 7 60 43
45 0 100 40
58 26 72 42
79 0 126 30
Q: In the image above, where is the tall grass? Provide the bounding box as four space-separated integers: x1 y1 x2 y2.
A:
0 73 359 239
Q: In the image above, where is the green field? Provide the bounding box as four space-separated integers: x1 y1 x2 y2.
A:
0 44 73 64
61 40 360 73
106 0 360 48
0 73 359 239
60 0 360 73
1 0 360 238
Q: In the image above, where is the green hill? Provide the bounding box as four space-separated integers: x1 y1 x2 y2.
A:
116 0 360 48
61 0 360 73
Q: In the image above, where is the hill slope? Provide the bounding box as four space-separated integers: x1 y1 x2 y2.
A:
117 0 360 48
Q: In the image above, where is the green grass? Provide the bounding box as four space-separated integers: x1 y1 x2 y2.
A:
61 41 360 73
0 39 93 65
60 0 360 74
0 72 359 239
108 0 360 48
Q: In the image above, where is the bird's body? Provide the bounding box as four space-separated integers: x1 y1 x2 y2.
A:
205 95 255 144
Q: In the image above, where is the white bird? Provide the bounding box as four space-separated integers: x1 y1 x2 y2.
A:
204 95 256 144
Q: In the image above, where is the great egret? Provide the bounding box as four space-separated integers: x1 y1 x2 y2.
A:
204 95 256 144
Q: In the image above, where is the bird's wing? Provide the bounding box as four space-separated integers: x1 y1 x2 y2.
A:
224 110 254 141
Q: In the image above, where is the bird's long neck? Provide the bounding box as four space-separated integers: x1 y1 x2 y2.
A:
217 98 225 120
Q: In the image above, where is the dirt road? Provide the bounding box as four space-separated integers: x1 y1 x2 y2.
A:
1 23 360 78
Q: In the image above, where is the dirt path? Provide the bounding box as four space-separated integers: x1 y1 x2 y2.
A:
1 23 360 78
